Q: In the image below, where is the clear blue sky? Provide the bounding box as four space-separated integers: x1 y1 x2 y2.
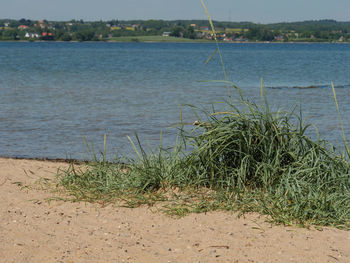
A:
1 0 349 23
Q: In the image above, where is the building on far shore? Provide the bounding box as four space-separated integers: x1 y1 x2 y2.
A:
162 32 170 37
25 33 40 38
18 25 29 30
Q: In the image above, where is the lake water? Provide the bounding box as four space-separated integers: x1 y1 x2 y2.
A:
1 42 350 160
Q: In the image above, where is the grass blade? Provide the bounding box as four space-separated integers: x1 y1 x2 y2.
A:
331 82 350 158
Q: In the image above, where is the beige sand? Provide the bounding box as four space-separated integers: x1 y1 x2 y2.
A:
0 158 349 263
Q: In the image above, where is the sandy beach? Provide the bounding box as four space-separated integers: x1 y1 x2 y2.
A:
0 157 349 263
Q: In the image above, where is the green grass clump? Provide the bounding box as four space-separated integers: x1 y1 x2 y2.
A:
56 90 350 229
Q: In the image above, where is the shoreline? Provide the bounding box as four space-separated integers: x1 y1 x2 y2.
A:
0 155 90 164
1 39 349 44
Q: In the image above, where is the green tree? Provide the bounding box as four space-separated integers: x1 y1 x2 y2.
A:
259 29 275 41
74 29 95 41
183 26 196 39
2 30 17 40
170 26 184 37
54 29 64 40
60 32 72 41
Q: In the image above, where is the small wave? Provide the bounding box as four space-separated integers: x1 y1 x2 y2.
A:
266 84 350 89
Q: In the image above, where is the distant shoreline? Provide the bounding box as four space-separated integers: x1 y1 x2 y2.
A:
0 39 349 44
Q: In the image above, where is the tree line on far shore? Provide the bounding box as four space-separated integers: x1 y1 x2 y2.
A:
1 18 350 42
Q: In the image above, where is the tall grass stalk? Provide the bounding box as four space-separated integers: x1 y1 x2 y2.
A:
331 82 350 158
201 0 229 94
260 78 264 105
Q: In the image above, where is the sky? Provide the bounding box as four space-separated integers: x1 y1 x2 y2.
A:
1 0 350 23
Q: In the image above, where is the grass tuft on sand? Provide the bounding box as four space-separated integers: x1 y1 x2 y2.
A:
56 87 350 229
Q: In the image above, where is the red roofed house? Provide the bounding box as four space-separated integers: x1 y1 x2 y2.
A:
18 25 29 30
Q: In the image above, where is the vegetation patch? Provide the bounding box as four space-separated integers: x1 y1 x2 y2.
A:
1 18 350 42
56 89 350 229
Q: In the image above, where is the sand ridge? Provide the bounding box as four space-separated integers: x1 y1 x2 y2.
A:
0 158 349 263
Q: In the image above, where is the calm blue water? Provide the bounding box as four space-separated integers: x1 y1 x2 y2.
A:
1 42 350 160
